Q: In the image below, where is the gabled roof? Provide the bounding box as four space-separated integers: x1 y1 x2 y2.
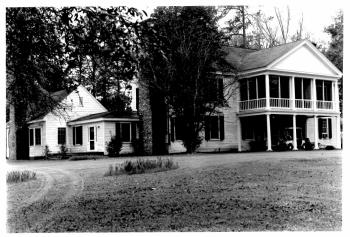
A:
50 89 69 103
222 40 304 71
68 111 139 124
28 88 70 122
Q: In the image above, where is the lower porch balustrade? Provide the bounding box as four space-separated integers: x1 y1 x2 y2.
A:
239 98 336 112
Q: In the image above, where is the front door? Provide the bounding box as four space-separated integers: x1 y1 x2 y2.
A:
89 126 95 150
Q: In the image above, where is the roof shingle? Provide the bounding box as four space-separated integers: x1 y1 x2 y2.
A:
222 40 305 71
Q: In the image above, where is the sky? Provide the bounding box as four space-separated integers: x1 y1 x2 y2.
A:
2 0 344 46
141 1 343 47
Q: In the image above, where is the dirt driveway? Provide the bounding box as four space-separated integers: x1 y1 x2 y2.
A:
6 150 342 232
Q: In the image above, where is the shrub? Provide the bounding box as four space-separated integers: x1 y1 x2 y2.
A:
7 170 37 184
69 155 99 161
59 144 69 159
106 136 123 157
104 157 179 176
43 145 50 160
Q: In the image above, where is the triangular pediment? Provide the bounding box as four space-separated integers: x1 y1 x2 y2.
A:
269 42 341 77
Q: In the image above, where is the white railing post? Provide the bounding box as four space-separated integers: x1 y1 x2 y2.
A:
314 82 317 110
265 74 270 109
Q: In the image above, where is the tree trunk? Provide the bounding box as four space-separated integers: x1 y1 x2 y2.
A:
8 103 17 160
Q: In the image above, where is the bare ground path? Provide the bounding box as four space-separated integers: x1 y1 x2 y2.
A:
6 150 342 232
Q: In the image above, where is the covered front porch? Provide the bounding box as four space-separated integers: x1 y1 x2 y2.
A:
237 113 341 152
238 74 339 113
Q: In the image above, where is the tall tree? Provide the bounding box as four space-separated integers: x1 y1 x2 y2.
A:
140 6 233 153
6 8 69 160
324 11 343 115
221 6 308 49
59 7 143 112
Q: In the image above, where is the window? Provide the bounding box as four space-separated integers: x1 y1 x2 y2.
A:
205 115 225 141
295 77 311 100
270 75 289 98
241 76 265 100
29 129 34 146
208 77 224 102
270 75 279 98
73 126 83 145
58 128 66 145
116 122 134 142
241 118 254 140
29 128 41 146
170 117 185 142
79 96 84 106
240 80 248 100
316 80 333 101
257 76 266 98
318 118 332 139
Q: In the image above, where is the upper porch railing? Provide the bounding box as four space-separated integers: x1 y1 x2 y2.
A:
239 98 337 112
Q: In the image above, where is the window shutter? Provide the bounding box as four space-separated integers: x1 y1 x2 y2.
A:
318 118 323 139
73 127 76 145
220 116 225 140
115 122 121 139
205 116 210 141
131 122 137 140
328 118 332 139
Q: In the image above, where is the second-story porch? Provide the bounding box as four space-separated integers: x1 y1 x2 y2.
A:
238 74 339 113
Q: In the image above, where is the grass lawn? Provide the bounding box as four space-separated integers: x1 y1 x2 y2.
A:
7 154 341 232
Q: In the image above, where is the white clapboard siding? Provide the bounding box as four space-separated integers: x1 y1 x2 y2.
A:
170 78 240 153
103 121 134 155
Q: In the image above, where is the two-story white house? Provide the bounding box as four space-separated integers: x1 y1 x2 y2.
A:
164 39 342 153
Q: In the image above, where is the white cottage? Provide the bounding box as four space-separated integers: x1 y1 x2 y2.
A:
165 39 342 153
27 85 139 158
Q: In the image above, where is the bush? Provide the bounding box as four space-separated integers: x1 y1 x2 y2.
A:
59 144 69 159
43 145 50 160
7 170 37 184
104 157 179 176
106 136 123 157
69 155 99 161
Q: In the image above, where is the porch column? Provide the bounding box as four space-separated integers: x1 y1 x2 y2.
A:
292 114 298 150
314 115 319 149
265 74 270 109
312 78 317 111
334 80 339 111
266 114 272 151
291 76 295 109
336 115 341 149
237 117 242 152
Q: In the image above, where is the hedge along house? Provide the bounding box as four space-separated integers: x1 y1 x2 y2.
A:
26 85 140 158
139 39 342 154
227 39 342 151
